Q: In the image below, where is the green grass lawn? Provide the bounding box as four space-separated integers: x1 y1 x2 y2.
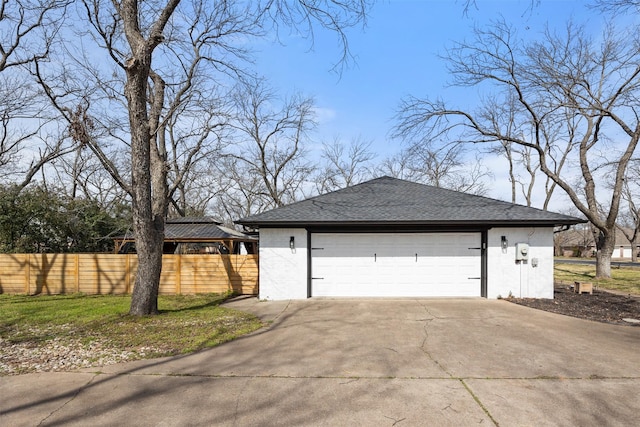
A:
554 261 640 295
0 293 263 373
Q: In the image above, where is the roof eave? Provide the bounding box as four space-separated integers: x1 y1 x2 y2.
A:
116 236 257 242
236 218 586 228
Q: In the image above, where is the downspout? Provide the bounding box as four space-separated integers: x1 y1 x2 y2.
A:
306 229 312 298
481 229 488 298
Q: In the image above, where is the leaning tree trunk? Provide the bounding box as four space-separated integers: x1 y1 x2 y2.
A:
594 229 616 279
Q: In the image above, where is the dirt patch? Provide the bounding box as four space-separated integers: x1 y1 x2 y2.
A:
506 284 640 326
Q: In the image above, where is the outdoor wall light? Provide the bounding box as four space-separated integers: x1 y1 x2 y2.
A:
501 236 508 250
289 236 295 250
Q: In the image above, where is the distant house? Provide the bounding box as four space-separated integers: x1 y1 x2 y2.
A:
555 226 639 259
115 217 257 255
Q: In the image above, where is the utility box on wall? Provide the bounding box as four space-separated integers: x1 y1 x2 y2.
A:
515 243 529 261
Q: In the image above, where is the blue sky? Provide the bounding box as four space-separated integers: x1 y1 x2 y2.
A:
257 0 594 151
254 0 610 209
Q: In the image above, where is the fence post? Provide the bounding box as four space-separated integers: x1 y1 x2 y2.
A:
176 255 182 295
24 254 30 295
75 254 80 293
125 255 131 294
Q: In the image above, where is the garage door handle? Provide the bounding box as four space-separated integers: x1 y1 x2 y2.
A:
415 253 418 262
468 277 481 280
312 277 324 280
374 253 376 262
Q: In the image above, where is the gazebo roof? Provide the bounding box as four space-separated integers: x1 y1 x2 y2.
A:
118 217 256 242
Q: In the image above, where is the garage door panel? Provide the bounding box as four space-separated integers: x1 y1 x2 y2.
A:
311 232 481 297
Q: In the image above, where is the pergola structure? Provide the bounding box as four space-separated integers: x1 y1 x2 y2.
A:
115 217 257 254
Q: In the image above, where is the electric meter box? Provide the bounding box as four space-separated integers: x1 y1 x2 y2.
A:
515 243 529 261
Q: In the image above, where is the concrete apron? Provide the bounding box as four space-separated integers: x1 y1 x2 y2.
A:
2 298 639 426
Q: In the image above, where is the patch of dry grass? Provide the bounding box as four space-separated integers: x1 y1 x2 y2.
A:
554 262 640 295
0 293 263 375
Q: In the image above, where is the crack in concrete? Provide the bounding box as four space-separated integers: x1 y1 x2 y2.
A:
77 372 640 380
415 301 453 378
23 369 637 427
233 377 252 427
414 301 498 426
442 402 460 413
460 379 499 427
272 299 292 324
37 373 99 426
383 415 407 425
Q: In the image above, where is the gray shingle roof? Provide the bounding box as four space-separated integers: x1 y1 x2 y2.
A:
121 217 256 241
164 223 255 241
236 176 584 227
167 216 222 225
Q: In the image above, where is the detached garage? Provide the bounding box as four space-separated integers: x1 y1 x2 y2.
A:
237 177 583 300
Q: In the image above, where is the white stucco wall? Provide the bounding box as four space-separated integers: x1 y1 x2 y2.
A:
258 228 308 300
258 227 555 300
487 227 554 299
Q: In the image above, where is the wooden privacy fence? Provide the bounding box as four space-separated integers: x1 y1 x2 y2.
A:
0 253 258 296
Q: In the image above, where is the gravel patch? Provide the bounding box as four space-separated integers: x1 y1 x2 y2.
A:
0 325 161 376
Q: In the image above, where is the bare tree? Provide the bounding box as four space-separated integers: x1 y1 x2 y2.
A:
227 78 316 208
460 0 539 16
394 20 640 278
0 0 70 71
33 0 255 314
49 142 130 214
592 1 640 13
381 140 491 196
0 0 73 189
208 156 270 226
314 136 375 194
595 0 640 265
616 162 640 261
32 0 370 314
207 80 318 224
484 93 574 207
165 99 229 217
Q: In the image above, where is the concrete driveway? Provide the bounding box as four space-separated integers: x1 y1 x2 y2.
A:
2 298 640 426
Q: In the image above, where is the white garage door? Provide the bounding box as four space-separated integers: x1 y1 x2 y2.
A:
311 232 482 297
